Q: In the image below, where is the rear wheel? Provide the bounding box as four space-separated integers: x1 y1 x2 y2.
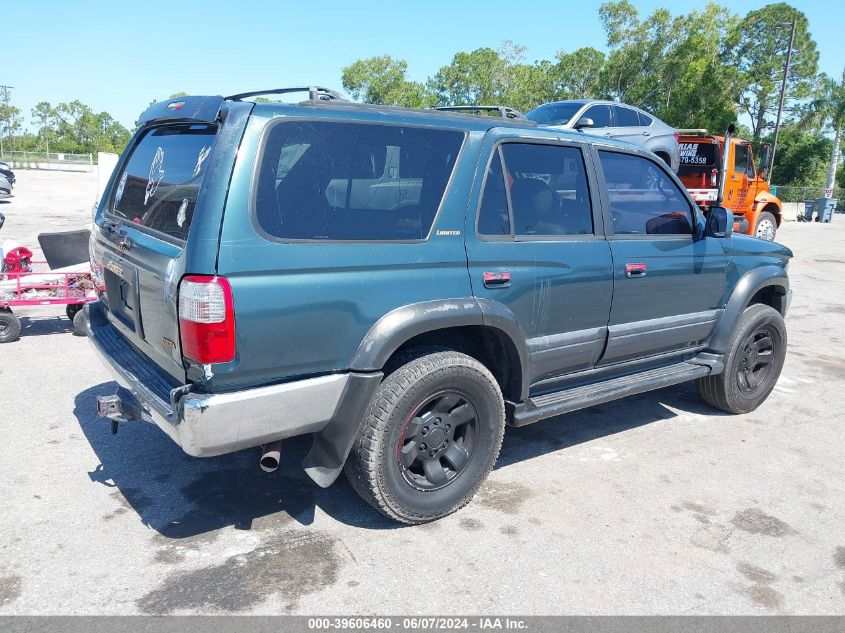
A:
755 211 777 241
345 349 505 524
697 304 786 414
0 311 21 343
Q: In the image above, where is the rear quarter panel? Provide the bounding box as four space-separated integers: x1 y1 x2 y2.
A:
210 110 481 391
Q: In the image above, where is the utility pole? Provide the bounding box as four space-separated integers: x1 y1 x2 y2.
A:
768 18 796 184
0 84 13 157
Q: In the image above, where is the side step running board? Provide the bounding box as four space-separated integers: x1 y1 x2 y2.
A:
510 362 711 427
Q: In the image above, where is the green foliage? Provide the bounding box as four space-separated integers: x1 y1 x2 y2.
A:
552 47 606 99
342 55 432 107
766 125 831 187
597 1 741 130
728 3 819 141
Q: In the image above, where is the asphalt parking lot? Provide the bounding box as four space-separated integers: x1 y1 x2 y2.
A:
0 169 844 615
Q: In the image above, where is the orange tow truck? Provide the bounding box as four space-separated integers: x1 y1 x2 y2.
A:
677 129 782 241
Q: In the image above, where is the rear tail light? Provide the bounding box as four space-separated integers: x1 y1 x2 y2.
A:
673 131 680 143
178 275 235 364
711 168 719 188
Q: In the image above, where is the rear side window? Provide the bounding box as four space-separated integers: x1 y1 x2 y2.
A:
255 121 464 241
478 143 593 238
111 124 217 241
599 151 693 236
638 112 654 126
614 106 640 127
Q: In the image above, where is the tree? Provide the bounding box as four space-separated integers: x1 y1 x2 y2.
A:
728 3 819 142
800 70 845 190
551 47 606 99
341 56 431 107
597 1 741 130
766 124 831 188
428 47 508 106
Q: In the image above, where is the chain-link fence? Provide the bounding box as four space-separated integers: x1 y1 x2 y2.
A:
0 150 93 172
772 185 843 203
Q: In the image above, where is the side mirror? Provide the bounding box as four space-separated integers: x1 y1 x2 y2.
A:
706 205 733 238
759 143 772 179
574 117 594 130
0 213 4 229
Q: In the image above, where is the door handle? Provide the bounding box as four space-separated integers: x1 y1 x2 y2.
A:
483 271 511 289
642 131 650 136
625 263 647 278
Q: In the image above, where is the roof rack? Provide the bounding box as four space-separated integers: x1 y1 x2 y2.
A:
225 86 346 102
431 105 526 120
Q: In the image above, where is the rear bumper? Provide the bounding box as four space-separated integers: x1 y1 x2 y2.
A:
85 302 349 457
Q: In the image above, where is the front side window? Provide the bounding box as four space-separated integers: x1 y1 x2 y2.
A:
478 143 593 238
599 151 693 236
111 124 217 241
255 121 464 241
584 105 612 128
734 144 749 175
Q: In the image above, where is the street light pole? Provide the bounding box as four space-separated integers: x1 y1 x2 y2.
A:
768 17 797 184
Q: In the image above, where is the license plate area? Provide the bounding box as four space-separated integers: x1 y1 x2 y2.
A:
102 255 143 337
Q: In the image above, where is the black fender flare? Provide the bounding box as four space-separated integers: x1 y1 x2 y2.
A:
303 299 530 488
349 298 529 397
707 266 789 354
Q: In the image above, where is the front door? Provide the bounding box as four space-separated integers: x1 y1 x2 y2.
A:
593 147 727 365
465 137 613 386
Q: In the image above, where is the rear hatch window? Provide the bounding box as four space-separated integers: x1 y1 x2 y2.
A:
254 121 464 241
678 141 717 176
110 124 217 241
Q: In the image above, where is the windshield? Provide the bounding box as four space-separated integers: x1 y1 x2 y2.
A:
525 102 583 126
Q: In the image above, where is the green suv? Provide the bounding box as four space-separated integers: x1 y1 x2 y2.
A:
87 88 792 524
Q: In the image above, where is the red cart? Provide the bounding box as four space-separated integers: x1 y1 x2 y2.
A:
0 221 96 343
0 262 96 342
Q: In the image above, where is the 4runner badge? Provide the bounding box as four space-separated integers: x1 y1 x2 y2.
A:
436 230 461 236
106 261 124 278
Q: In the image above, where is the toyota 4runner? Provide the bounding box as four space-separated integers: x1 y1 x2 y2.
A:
87 88 793 524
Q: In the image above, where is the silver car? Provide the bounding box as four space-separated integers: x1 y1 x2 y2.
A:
525 100 680 171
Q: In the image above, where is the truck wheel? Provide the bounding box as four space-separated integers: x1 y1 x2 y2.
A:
754 212 777 241
697 304 786 414
0 311 21 343
66 304 82 321
345 349 505 524
72 308 89 336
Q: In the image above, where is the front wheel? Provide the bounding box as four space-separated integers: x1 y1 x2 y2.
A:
345 349 505 524
755 211 777 241
697 304 786 414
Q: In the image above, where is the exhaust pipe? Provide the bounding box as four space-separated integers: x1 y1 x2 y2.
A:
259 441 282 473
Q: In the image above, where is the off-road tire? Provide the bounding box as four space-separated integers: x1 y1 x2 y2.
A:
0 311 21 343
697 304 786 414
345 349 505 524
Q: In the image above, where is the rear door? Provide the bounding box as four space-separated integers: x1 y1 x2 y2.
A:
605 105 645 144
465 135 613 386
94 121 221 381
594 147 727 365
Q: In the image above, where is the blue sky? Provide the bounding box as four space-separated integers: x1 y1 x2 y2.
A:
6 0 845 129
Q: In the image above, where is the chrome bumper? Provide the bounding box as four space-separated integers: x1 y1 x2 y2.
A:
86 304 349 457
